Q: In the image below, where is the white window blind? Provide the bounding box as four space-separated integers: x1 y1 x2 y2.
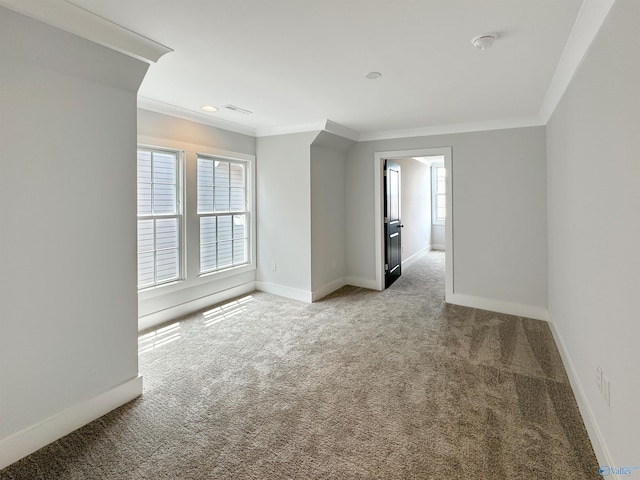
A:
197 156 249 274
137 148 182 288
432 165 446 225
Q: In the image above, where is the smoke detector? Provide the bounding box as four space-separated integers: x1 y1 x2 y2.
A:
471 34 497 51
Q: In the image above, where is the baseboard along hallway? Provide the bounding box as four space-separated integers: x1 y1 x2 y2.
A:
0 251 600 479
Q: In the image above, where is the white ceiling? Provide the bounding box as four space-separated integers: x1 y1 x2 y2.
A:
66 0 587 138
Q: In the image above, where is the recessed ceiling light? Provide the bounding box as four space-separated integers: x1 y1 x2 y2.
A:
471 34 497 51
201 105 218 112
365 72 382 80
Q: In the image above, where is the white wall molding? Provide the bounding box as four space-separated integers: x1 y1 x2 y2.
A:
0 0 172 63
255 282 313 303
344 276 379 291
430 244 445 251
548 316 617 479
255 122 326 138
539 0 615 123
260 116 545 144
447 293 550 322
140 114 357 143
323 120 360 142
138 99 256 137
0 376 142 470
255 273 376 305
373 147 453 299
138 282 256 331
311 277 347 302
360 116 542 142
402 246 431 270
256 119 360 142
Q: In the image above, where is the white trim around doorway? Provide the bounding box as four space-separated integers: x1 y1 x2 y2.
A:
373 147 453 301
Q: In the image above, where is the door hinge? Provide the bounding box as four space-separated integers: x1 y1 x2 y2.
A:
384 216 389 224
385 263 389 271
383 170 387 177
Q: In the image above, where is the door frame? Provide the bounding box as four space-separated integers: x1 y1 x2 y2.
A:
373 147 453 301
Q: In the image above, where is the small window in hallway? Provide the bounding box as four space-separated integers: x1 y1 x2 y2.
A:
431 163 446 225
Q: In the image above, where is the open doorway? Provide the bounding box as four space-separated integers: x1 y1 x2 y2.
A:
373 147 453 301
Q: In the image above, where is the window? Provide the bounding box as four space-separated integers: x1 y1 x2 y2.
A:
197 155 249 274
137 147 183 288
431 164 446 225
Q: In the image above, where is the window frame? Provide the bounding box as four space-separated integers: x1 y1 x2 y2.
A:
196 153 252 276
137 145 185 290
431 162 446 226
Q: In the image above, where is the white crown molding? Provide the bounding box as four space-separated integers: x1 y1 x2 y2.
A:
2 0 612 140
539 0 615 123
323 120 361 142
139 108 357 141
255 122 327 138
256 119 360 141
359 116 543 142
0 0 172 63
212 0 617 144
138 96 257 137
141 110 543 143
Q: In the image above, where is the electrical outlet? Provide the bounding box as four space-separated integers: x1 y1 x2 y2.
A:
603 375 611 406
331 259 337 269
270 261 277 272
596 365 603 392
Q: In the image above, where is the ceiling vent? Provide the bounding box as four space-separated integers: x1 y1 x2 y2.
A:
221 104 253 115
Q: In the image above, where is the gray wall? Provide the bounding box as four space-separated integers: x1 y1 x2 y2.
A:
136 109 257 327
7 0 633 466
546 0 640 464
395 158 431 261
256 132 317 296
138 109 255 155
0 6 147 447
431 225 445 249
310 132 352 293
346 127 548 311
422 160 445 250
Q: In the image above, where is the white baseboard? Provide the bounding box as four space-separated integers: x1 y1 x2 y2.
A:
255 281 312 303
447 292 550 322
0 376 143 470
344 276 380 291
138 282 256 331
312 277 347 302
402 246 431 270
430 244 445 251
547 316 617 479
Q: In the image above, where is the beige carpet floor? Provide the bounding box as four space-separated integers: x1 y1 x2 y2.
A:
1 251 601 479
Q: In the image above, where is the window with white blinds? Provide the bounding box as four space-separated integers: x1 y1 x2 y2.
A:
431 164 446 225
137 148 182 288
197 156 249 274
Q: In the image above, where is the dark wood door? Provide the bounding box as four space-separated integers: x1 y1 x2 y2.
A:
384 160 403 288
